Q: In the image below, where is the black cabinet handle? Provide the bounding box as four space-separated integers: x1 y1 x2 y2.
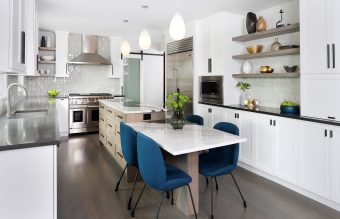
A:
237 113 240 119
273 120 276 126
325 129 328 137
333 44 336 69
328 116 336 120
330 130 333 138
327 44 330 69
21 31 26 64
270 119 272 126
208 58 212 73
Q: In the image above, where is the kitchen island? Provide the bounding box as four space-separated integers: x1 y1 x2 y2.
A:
0 97 60 219
98 99 166 181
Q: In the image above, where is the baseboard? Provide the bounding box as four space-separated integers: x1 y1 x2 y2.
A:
238 162 340 213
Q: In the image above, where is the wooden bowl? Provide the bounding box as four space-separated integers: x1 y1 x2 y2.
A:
246 45 264 54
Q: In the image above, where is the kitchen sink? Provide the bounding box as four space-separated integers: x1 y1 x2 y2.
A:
10 109 48 119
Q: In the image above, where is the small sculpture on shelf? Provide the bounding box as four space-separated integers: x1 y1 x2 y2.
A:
276 9 285 28
256 16 267 32
271 38 282 51
242 61 252 74
246 12 257 34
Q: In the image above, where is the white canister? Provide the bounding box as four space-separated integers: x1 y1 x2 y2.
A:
242 61 252 74
46 36 52 48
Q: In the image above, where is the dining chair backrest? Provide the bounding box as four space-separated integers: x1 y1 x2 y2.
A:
120 122 138 167
212 122 240 167
186 115 204 126
137 132 167 190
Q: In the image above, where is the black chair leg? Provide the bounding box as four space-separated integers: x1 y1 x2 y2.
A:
156 192 165 219
171 190 174 205
166 191 170 199
131 183 147 217
214 176 219 191
206 176 209 185
210 177 214 219
187 184 198 219
115 164 128 191
127 169 139 210
230 173 247 208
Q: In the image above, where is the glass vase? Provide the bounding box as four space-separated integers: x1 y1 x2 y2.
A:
169 110 186 130
240 91 248 105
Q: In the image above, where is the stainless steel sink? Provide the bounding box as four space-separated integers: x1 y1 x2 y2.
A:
10 109 48 119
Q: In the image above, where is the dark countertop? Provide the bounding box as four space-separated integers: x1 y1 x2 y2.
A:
199 102 340 127
0 97 61 151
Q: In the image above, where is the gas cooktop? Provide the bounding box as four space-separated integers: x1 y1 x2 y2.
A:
69 93 112 97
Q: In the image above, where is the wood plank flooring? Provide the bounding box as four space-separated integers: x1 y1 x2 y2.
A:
58 134 340 219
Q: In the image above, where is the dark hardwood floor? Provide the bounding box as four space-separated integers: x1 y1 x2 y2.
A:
58 134 340 219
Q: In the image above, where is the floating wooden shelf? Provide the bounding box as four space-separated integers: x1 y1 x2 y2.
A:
232 23 300 42
232 48 300 60
38 60 56 64
39 47 56 51
232 73 300 79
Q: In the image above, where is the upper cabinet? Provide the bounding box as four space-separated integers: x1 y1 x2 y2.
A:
0 0 38 74
55 31 69 78
109 37 123 78
300 0 340 74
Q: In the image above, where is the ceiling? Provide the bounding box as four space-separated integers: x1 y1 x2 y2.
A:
38 0 294 41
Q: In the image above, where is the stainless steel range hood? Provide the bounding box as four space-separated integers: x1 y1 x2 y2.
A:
68 35 111 65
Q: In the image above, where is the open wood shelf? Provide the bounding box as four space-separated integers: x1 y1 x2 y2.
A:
232 73 300 79
232 48 300 60
38 60 56 64
39 47 56 51
232 23 300 42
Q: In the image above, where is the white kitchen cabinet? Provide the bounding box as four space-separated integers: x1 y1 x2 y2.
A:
56 31 70 78
199 104 213 128
109 36 123 78
298 122 330 198
330 127 340 204
301 74 340 122
211 106 225 127
56 98 69 136
0 145 57 219
26 0 39 76
0 0 28 74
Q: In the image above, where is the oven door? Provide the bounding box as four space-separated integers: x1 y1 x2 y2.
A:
201 81 222 99
69 107 87 129
86 106 99 128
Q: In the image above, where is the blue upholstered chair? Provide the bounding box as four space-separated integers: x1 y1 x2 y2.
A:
199 122 247 219
186 114 204 126
115 122 139 210
131 132 198 219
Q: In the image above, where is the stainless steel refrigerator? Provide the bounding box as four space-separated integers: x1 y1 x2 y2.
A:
166 37 193 116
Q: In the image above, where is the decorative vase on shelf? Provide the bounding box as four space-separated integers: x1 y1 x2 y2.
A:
242 61 252 74
256 16 267 32
169 110 186 130
246 12 257 34
271 38 282 51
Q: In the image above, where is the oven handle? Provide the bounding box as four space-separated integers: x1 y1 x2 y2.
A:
86 105 100 109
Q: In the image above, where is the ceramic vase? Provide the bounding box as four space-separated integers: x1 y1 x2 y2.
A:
246 12 257 34
256 16 267 32
271 38 282 51
242 61 252 74
169 110 186 130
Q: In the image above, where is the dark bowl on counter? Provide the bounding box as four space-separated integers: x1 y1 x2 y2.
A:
284 65 298 73
280 105 300 114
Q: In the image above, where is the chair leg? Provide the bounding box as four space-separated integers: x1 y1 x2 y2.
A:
210 177 214 219
214 176 219 191
230 173 247 208
187 184 198 219
171 189 174 205
206 176 209 185
156 192 165 219
127 169 139 210
115 164 128 191
131 183 147 217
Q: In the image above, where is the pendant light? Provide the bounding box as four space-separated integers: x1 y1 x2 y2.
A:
120 38 131 56
169 12 186 40
139 29 151 50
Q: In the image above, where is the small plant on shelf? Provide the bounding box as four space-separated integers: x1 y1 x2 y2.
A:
165 92 189 129
236 82 251 105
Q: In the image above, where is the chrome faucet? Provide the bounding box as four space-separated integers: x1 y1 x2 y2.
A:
6 83 28 118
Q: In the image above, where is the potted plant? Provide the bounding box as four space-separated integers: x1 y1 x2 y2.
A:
236 82 251 105
165 92 189 129
280 100 300 114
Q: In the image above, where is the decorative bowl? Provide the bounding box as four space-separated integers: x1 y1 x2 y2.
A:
246 45 263 54
280 105 300 114
284 65 298 73
40 56 55 61
260 66 274 73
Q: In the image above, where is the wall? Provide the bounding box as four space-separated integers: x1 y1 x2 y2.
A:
25 33 121 96
238 0 300 108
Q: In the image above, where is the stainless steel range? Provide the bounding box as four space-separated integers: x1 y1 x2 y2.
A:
69 93 114 134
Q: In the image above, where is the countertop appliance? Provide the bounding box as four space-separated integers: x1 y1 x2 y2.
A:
166 37 193 116
69 93 114 134
200 76 224 105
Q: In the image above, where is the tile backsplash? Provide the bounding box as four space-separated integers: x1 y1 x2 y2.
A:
25 33 121 96
237 78 300 108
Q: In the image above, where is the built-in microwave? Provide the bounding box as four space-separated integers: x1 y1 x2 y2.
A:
199 76 223 104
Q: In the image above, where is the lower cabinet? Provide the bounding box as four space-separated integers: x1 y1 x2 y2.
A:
330 127 340 204
56 98 69 136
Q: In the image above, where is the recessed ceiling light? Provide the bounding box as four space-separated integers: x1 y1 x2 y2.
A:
123 20 129 23
141 5 149 9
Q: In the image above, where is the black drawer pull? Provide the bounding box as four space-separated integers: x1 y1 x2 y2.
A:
108 124 113 128
100 106 104 109
117 152 123 158
101 134 105 138
325 129 328 137
100 118 105 121
107 110 113 113
117 115 123 119
108 141 113 147
117 130 120 135
328 116 336 120
330 130 334 138
270 119 273 126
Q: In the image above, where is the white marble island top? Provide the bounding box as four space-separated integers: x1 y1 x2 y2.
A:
99 99 166 114
127 122 247 156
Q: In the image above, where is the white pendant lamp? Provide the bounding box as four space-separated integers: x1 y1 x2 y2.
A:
120 39 131 56
169 12 186 40
139 29 151 50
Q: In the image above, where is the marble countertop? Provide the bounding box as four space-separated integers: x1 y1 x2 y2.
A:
0 97 60 151
127 122 247 156
99 99 166 114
